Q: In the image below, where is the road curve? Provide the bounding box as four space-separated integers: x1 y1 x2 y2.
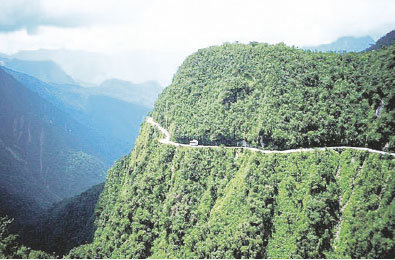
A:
146 117 395 157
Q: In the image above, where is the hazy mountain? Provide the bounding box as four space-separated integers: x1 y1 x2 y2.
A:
0 67 106 210
303 36 375 52
10 48 180 86
3 67 151 164
0 66 151 253
91 78 162 107
366 29 395 51
1 51 163 108
0 56 75 85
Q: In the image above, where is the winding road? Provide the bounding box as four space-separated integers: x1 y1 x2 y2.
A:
147 117 395 157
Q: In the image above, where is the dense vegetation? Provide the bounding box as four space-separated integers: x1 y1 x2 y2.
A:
0 217 53 259
152 42 394 151
67 122 394 258
24 183 104 257
1 183 103 258
65 42 394 258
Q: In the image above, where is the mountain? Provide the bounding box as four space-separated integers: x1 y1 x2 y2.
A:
366 30 395 51
0 67 106 208
0 66 110 247
2 67 151 164
10 48 179 86
1 183 104 258
0 65 152 256
0 57 75 85
303 36 375 52
67 42 394 258
92 79 162 107
152 43 393 151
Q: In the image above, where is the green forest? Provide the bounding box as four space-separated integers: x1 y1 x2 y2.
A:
66 121 394 258
152 42 394 151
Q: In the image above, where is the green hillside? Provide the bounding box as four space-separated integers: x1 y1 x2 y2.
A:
25 183 104 256
152 43 394 151
1 217 53 259
64 42 395 258
67 122 394 259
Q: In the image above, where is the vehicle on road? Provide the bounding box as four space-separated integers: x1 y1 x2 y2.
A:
190 139 198 146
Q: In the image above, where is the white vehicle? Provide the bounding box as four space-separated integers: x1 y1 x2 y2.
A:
189 139 199 146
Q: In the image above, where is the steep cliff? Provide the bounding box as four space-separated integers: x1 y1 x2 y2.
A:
67 42 394 258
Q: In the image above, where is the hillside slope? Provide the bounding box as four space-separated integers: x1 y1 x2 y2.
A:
152 43 394 151
68 122 394 259
67 43 394 259
25 183 104 256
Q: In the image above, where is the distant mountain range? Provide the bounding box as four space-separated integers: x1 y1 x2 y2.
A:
303 36 375 52
93 78 162 107
0 67 107 225
6 48 175 86
2 66 153 165
0 56 75 85
0 54 163 108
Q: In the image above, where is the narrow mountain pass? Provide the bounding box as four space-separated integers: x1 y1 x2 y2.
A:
147 117 395 157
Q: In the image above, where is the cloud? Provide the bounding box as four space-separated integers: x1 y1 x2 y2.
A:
0 0 93 34
0 0 394 85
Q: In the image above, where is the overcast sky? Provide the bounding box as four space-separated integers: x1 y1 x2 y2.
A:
0 0 394 85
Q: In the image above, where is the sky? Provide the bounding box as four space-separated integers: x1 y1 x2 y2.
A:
0 0 394 85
